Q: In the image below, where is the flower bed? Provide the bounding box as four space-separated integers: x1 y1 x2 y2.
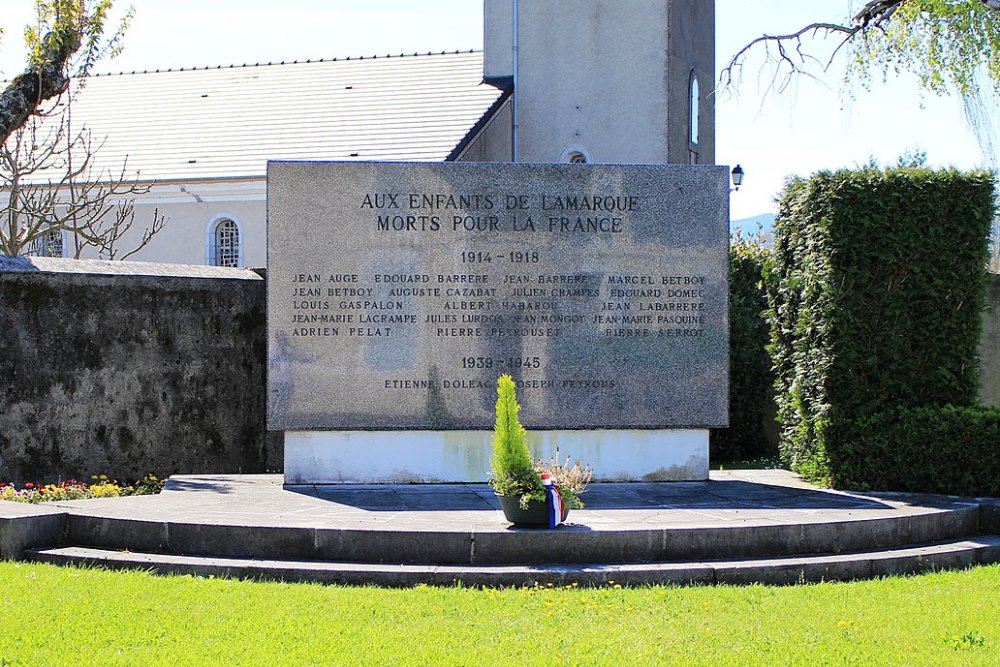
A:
0 474 164 503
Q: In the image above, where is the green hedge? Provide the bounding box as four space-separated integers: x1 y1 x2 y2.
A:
710 234 776 462
827 405 1000 497
767 168 996 491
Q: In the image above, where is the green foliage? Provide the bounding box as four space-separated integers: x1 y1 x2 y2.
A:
24 0 132 77
1 1 133 147
827 404 1000 496
894 147 929 169
767 167 996 492
1 561 999 665
489 375 589 509
850 0 1000 97
946 631 989 651
489 374 543 503
711 230 777 462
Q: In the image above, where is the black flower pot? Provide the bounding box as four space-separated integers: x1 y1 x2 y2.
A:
496 493 569 526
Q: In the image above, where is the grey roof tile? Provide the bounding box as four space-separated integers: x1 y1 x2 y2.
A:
22 51 500 183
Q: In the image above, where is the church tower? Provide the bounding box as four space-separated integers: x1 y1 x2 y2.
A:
458 0 715 165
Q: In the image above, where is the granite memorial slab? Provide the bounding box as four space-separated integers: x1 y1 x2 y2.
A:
267 161 729 431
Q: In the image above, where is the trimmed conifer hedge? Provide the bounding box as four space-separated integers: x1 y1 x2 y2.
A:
710 234 776 462
766 168 996 492
827 405 1000 497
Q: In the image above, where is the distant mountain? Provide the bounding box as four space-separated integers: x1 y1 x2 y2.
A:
731 213 775 234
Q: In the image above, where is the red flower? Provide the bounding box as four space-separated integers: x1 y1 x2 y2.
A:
25 482 34 489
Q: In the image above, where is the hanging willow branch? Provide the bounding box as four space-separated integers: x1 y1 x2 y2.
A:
720 0 1000 94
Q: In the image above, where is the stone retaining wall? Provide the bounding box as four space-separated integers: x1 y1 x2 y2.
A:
0 256 275 484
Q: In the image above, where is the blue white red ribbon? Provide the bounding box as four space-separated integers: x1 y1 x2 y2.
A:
540 472 566 528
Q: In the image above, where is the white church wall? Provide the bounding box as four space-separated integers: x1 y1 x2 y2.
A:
72 181 267 267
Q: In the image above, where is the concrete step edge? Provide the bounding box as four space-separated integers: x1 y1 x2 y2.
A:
63 505 982 565
25 535 1000 587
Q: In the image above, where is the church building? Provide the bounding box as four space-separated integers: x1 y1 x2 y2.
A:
18 0 715 267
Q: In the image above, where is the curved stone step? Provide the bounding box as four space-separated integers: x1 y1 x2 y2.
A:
62 503 980 566
25 535 1000 587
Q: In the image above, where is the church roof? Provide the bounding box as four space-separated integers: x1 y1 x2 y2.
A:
33 50 502 183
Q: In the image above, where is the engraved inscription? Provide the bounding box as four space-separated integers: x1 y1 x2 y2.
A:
267 162 729 430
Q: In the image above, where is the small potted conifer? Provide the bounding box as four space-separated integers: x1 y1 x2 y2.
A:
489 374 591 526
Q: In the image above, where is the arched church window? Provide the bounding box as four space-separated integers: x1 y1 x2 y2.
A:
214 219 240 267
206 214 243 267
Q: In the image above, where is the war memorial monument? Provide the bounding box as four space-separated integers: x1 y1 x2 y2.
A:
267 161 729 483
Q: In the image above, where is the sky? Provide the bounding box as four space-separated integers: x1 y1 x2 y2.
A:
0 0 991 221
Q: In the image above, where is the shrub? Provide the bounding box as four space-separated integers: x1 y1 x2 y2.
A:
710 230 777 462
488 374 589 509
827 405 1000 496
489 374 543 505
767 167 996 493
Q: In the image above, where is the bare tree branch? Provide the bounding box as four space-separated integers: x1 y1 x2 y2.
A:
1 93 168 260
719 22 859 94
852 1 906 29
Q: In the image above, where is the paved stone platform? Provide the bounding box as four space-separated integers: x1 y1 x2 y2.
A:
34 469 975 531
5 470 999 586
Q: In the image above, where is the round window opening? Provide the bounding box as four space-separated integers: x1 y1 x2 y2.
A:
559 145 593 164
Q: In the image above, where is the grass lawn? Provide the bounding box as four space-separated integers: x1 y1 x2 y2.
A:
1 562 997 666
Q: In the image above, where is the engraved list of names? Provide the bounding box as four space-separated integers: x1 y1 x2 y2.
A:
267 162 729 431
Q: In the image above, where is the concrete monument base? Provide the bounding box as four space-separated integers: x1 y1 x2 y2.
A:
283 429 709 484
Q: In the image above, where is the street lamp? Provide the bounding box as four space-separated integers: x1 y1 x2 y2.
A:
731 164 745 192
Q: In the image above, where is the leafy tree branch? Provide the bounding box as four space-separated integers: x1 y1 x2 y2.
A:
721 0 1000 97
0 1 131 144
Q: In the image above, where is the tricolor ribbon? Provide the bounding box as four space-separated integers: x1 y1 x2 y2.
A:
540 473 566 528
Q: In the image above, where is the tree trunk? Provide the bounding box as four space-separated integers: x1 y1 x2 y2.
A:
0 29 80 145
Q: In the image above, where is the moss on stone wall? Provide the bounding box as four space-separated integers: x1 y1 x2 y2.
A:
0 265 271 483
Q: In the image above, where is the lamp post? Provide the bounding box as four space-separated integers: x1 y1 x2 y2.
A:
731 164 745 192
